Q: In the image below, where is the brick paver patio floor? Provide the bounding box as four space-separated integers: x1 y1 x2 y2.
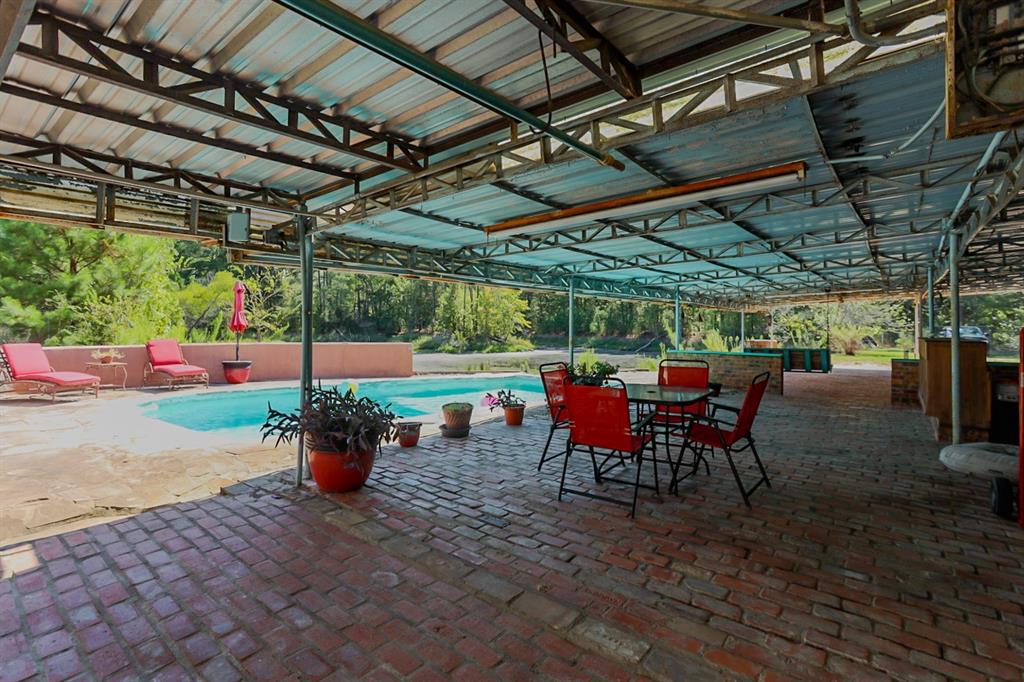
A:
3 368 1023 680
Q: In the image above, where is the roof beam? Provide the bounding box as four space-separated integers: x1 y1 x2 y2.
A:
0 82 361 181
274 0 623 171
0 0 32 79
17 12 423 174
502 0 641 99
311 27 943 228
584 0 845 34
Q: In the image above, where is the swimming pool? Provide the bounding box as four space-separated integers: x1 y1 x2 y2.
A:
141 374 545 433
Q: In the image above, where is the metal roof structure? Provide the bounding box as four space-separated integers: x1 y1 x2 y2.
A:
0 0 1021 308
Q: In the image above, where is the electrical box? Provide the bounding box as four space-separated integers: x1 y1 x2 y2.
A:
947 0 1024 138
225 211 250 244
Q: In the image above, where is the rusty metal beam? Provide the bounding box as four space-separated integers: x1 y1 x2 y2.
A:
503 0 642 99
585 0 845 34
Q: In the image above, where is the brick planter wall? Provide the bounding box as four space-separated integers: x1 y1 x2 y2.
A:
890 358 920 406
668 350 783 395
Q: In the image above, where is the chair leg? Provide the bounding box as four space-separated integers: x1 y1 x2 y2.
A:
539 422 557 470
558 441 573 502
749 440 771 488
588 446 601 482
649 439 660 496
722 446 751 508
630 444 644 518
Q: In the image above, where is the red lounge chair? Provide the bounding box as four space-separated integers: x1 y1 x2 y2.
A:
537 362 571 471
672 371 772 507
0 343 100 400
558 378 657 518
144 339 209 389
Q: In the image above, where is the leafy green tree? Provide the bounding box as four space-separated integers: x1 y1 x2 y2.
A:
0 220 183 344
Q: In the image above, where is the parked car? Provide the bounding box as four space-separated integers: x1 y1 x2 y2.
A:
938 326 989 343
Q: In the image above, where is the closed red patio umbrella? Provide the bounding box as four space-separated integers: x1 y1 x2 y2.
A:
229 281 248 361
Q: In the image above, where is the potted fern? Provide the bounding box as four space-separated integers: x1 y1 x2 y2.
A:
262 384 398 493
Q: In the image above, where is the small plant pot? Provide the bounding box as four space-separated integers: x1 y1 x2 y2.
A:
222 360 253 384
308 446 375 493
100 356 113 364
503 405 525 426
441 402 473 430
440 424 471 439
397 422 423 447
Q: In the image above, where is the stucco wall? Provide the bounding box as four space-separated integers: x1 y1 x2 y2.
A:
37 342 413 387
667 350 783 395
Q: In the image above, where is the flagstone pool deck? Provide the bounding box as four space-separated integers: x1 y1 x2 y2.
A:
0 374 542 544
2 368 1023 680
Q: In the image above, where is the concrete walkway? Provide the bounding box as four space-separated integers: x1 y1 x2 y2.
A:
3 368 1023 680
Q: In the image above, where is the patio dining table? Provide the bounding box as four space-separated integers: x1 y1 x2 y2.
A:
622 383 712 410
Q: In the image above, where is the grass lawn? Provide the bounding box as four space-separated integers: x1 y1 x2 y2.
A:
833 347 1018 366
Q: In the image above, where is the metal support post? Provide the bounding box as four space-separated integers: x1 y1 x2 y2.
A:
913 295 922 357
926 267 936 337
296 214 315 486
740 311 746 348
673 287 682 351
949 231 961 444
568 277 576 366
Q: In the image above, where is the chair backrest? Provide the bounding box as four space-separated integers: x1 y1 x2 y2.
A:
658 358 710 390
564 378 635 452
539 362 569 421
147 339 185 367
733 372 771 439
1 343 51 377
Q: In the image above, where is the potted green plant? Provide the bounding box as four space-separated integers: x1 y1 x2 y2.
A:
484 390 526 426
567 360 619 386
91 348 124 365
441 402 473 438
261 384 398 493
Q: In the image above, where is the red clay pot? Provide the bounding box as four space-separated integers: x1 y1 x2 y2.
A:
308 447 375 493
222 360 252 384
503 405 525 426
397 422 422 447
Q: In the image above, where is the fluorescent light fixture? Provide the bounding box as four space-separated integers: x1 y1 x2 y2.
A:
483 161 805 236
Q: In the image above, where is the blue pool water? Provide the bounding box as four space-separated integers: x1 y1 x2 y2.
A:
141 374 544 433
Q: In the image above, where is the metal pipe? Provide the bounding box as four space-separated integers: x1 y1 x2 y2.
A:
926 267 936 336
274 0 623 171
295 214 312 485
674 286 682 351
589 0 844 34
740 311 746 347
568 278 576 366
843 0 944 46
828 101 944 165
949 230 961 444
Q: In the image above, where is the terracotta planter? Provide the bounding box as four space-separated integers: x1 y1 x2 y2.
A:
307 446 375 493
442 402 473 430
503 405 525 426
222 360 252 384
397 422 422 447
99 356 114 364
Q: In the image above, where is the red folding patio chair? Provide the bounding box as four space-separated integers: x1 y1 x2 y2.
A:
653 358 711 481
671 371 772 507
144 339 209 389
558 378 658 518
537 362 571 470
0 343 100 400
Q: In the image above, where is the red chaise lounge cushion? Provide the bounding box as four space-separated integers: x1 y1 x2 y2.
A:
151 363 206 378
17 371 100 387
3 343 53 376
3 343 99 387
146 339 186 367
